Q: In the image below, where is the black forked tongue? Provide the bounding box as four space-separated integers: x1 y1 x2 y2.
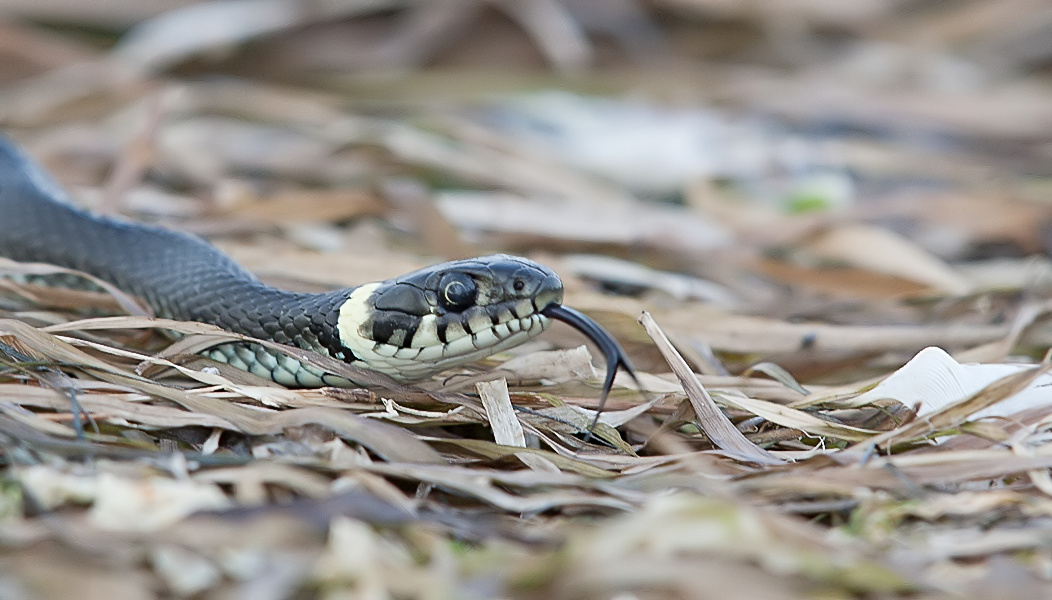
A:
541 304 642 432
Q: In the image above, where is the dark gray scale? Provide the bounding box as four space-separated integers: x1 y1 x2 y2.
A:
0 139 360 383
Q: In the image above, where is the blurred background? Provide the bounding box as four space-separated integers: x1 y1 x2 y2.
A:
2 0 1052 375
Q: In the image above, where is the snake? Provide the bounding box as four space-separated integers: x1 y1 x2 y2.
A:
0 136 636 401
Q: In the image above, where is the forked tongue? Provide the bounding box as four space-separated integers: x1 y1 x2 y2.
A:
541 305 642 431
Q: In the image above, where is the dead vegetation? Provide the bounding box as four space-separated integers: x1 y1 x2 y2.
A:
3 1 1052 598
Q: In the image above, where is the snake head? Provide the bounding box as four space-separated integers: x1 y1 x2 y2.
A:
336 254 563 380
336 254 640 419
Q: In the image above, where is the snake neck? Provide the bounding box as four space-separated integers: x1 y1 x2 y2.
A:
196 284 354 362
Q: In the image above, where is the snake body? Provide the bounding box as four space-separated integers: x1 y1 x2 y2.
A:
0 137 633 391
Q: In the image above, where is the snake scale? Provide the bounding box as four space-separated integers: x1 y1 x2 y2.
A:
0 136 636 398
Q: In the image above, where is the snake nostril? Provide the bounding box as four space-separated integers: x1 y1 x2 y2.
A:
513 279 525 292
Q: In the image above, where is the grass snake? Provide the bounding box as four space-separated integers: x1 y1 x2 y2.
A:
0 136 636 401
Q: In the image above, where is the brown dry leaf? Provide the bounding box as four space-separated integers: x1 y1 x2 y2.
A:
650 303 1007 354
499 0 593 71
427 437 616 477
367 462 631 512
803 224 973 295
864 191 1052 253
1 384 233 430
749 257 933 300
654 0 895 26
725 65 1052 140
716 391 877 443
112 0 396 73
223 188 384 225
0 279 127 313
218 242 425 288
490 346 599 383
0 18 102 75
381 177 478 259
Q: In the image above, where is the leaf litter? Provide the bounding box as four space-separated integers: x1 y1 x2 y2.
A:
3 2 1052 599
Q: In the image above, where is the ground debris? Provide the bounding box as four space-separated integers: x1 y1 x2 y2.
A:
2 2 1052 598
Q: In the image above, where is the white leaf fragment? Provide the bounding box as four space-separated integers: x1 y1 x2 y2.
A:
854 346 1049 418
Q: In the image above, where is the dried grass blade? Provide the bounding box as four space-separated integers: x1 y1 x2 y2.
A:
478 378 561 472
0 320 444 463
428 438 614 477
0 258 150 316
742 362 809 396
43 316 410 391
259 408 444 464
955 299 1052 363
519 405 636 455
865 453 1052 487
366 463 631 513
715 393 878 442
0 410 146 458
0 399 81 438
3 384 233 430
477 378 527 447
42 315 232 335
1 280 126 313
639 312 783 465
56 334 299 406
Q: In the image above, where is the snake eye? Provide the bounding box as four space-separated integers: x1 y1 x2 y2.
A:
439 274 477 311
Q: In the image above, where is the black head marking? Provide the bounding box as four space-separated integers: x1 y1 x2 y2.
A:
373 283 431 315
371 311 419 347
